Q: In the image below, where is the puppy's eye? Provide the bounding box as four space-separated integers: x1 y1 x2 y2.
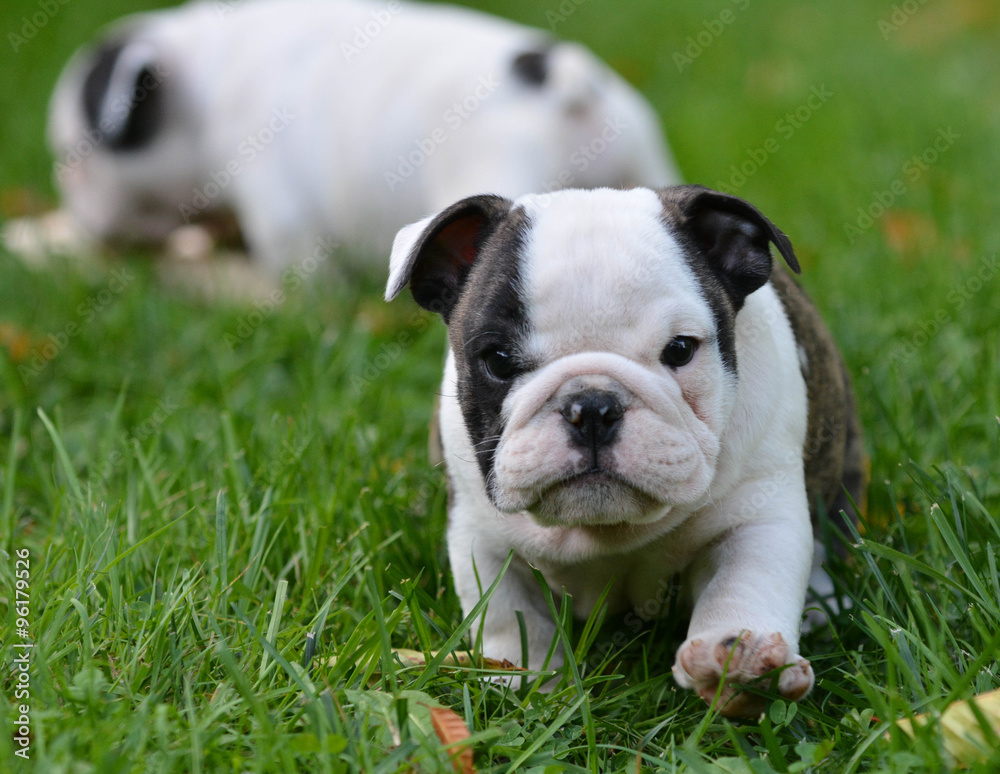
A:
661 336 698 368
481 347 519 381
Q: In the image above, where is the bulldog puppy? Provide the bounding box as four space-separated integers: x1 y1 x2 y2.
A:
385 185 864 717
47 0 679 274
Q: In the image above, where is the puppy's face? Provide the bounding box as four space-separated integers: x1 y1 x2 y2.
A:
387 186 798 530
453 190 730 528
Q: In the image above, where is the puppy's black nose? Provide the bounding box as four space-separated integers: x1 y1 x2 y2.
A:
561 391 624 450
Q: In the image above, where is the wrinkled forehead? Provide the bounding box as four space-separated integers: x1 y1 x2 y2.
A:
514 189 715 358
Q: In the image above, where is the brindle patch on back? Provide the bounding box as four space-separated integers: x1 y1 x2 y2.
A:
770 268 866 547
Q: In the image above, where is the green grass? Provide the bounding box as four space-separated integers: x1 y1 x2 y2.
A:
2 0 1000 771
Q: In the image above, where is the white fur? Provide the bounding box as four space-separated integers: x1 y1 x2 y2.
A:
48 0 680 273
394 188 816 705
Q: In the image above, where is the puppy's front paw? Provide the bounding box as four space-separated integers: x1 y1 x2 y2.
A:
672 630 813 718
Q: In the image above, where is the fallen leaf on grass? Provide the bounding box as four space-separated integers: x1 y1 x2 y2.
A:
329 648 523 674
894 688 1000 767
891 0 1000 51
392 649 521 672
880 210 938 261
425 704 476 774
0 187 50 218
0 324 34 363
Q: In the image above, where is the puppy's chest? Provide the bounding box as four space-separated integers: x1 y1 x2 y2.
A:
536 551 688 620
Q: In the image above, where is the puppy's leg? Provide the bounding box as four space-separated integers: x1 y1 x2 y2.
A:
448 517 559 681
230 165 331 276
673 478 814 718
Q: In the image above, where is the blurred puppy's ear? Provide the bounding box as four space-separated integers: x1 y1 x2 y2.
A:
83 40 165 150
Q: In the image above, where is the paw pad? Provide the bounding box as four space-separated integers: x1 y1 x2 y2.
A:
673 630 814 718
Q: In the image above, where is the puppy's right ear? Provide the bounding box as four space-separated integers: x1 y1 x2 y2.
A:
385 194 512 322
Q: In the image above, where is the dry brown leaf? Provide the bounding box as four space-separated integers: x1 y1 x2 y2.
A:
892 0 1000 50
0 323 34 363
425 704 476 774
894 688 1000 767
880 211 938 263
0 187 50 218
392 648 522 672
326 648 524 684
353 297 413 335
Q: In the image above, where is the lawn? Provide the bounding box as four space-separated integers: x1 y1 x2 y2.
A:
2 0 1000 771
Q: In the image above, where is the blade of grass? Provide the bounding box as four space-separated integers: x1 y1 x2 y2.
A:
411 551 514 691
3 407 23 551
506 694 588 771
215 489 228 602
37 407 84 504
260 578 288 681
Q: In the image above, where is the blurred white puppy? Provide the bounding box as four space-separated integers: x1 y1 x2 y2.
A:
47 0 680 273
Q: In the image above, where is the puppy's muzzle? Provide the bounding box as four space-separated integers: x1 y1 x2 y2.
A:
561 390 624 456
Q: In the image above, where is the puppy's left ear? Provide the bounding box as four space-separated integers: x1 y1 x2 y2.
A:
663 185 800 309
385 194 512 322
